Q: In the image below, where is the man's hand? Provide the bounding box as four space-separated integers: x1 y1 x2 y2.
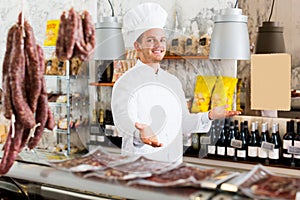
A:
135 122 163 147
208 105 241 120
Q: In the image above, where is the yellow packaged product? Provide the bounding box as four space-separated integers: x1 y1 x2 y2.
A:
191 76 217 112
44 20 60 46
211 76 238 110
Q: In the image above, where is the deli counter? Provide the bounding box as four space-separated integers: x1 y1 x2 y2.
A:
1 146 300 200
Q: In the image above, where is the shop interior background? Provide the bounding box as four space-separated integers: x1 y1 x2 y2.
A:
0 0 299 113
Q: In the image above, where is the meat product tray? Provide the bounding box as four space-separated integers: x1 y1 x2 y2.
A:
48 147 128 172
239 164 300 200
83 156 181 180
127 164 239 189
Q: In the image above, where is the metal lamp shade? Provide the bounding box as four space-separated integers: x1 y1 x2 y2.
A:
209 8 250 60
255 21 285 54
95 16 126 60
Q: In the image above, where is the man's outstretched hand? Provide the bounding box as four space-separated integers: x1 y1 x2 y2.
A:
135 122 163 147
208 105 241 120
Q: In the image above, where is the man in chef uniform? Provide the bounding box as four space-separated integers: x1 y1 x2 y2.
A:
111 2 240 163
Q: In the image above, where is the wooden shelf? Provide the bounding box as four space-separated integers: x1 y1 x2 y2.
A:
163 55 209 59
89 82 114 87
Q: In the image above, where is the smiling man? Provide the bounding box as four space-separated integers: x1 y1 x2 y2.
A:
111 2 240 162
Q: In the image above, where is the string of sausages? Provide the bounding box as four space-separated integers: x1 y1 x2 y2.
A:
0 13 55 174
56 8 96 62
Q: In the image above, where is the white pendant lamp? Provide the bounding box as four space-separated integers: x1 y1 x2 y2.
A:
209 1 250 60
94 0 125 60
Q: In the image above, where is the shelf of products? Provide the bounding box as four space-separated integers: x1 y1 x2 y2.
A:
44 57 90 155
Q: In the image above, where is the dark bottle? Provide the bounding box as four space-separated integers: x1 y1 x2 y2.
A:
199 133 208 158
282 121 294 166
258 122 270 164
236 122 247 161
269 123 281 164
99 109 105 132
191 132 200 156
248 122 260 162
105 110 122 148
275 123 282 148
294 122 300 167
244 121 250 143
234 120 240 139
226 121 236 160
207 122 217 158
216 120 228 158
98 60 114 83
183 134 192 156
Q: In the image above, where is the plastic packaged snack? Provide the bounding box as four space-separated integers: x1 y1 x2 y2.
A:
210 76 238 110
191 76 217 113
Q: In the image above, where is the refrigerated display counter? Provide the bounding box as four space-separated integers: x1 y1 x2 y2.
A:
1 149 299 200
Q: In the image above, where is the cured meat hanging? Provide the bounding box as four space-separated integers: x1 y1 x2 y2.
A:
55 8 96 62
0 13 54 175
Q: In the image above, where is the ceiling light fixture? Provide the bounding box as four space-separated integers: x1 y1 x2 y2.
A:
209 0 250 60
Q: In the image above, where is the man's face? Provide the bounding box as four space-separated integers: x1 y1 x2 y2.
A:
135 28 166 64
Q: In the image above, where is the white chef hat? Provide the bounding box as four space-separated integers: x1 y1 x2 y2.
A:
123 2 168 43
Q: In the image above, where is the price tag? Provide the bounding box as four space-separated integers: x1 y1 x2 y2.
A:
288 146 300 154
261 142 275 152
90 126 100 134
231 139 242 148
200 136 211 144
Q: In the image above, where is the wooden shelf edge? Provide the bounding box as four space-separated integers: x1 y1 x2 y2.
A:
89 82 115 87
163 55 209 59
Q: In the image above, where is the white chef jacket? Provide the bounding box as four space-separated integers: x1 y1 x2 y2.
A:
111 60 211 163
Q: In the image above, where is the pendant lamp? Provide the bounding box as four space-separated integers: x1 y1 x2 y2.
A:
255 0 285 54
209 0 250 60
94 0 125 60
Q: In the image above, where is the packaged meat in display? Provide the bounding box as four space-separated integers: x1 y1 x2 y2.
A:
239 164 300 200
49 147 128 172
128 164 239 188
83 167 152 181
111 156 181 175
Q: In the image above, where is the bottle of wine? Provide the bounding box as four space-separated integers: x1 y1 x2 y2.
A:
275 123 282 148
191 132 200 156
294 122 300 167
207 122 217 158
244 121 250 143
236 122 247 161
226 121 236 160
269 123 281 164
234 120 240 139
248 122 260 162
216 120 227 158
282 120 294 166
258 122 270 164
